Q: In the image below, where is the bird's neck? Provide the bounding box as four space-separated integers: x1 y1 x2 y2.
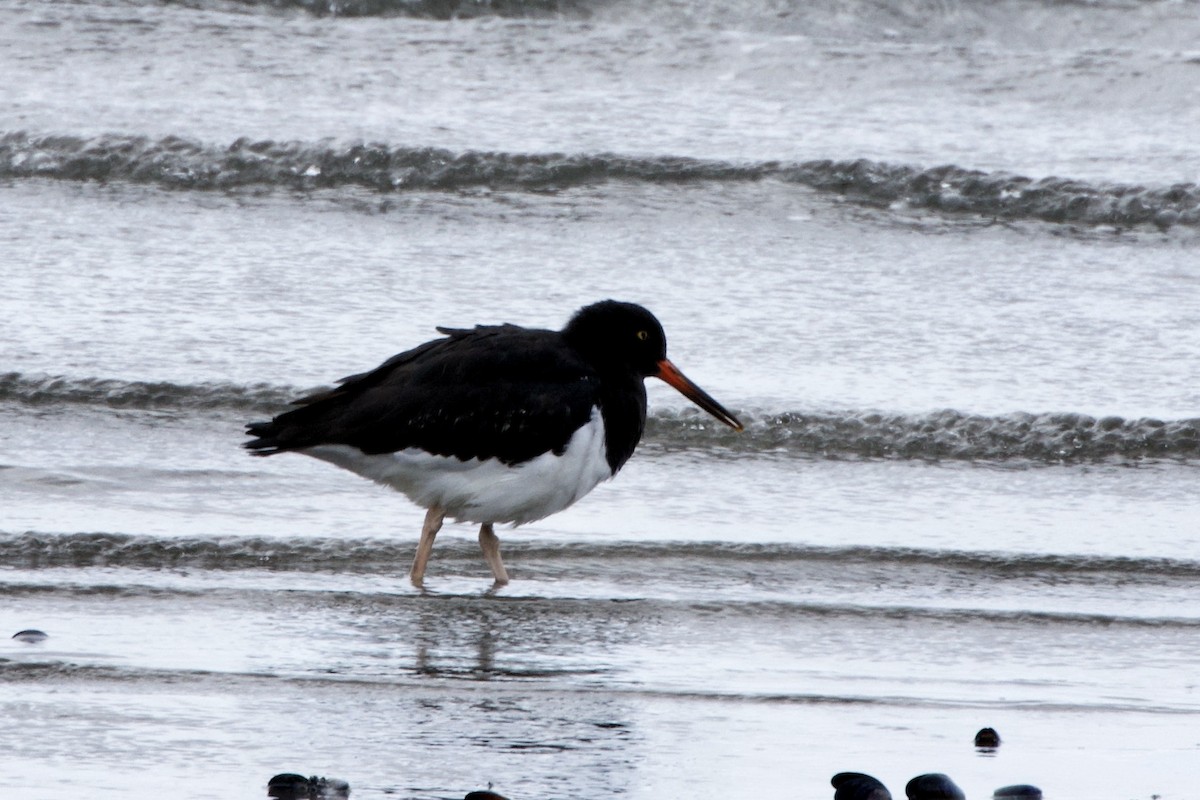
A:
596 372 647 474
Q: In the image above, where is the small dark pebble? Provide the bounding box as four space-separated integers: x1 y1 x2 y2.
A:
12 629 49 644
266 774 350 800
832 771 893 800
464 792 509 800
994 785 1042 799
906 773 966 800
975 726 1001 748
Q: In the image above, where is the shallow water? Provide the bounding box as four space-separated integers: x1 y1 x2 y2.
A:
3 0 1199 798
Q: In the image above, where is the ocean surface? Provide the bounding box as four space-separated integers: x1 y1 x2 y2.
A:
2 1 1199 798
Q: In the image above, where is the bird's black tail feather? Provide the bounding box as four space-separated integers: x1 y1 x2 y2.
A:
243 420 284 456
243 387 349 456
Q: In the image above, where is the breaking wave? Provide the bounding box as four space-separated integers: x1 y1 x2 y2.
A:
4 530 1200 581
649 407 1200 462
0 372 298 413
3 132 1198 229
780 159 1200 231
223 0 592 18
5 372 1199 462
163 0 1200 40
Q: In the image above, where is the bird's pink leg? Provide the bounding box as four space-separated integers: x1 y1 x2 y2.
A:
478 523 509 585
410 506 444 587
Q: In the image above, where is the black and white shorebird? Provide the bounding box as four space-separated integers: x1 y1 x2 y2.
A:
244 300 743 586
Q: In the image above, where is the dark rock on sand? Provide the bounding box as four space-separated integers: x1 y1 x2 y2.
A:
974 727 1001 748
906 773 966 800
11 629 49 643
267 773 350 799
832 771 893 800
267 774 310 799
994 785 1042 798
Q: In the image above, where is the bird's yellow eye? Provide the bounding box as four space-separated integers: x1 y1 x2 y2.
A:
636 330 649 341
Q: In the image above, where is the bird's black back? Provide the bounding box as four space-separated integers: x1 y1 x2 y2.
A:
244 323 647 471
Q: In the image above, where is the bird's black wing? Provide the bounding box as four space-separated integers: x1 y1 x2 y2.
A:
244 325 603 466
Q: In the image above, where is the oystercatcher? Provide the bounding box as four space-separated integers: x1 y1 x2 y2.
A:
244 300 742 586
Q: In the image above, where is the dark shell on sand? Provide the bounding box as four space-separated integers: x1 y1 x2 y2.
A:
832 771 893 800
266 773 350 800
906 773 966 800
975 727 1002 748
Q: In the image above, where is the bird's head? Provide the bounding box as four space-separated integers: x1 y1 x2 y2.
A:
564 300 743 431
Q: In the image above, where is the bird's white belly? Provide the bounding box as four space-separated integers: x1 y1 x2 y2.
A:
302 409 614 525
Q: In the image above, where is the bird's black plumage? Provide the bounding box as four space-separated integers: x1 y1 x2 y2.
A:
244 301 664 473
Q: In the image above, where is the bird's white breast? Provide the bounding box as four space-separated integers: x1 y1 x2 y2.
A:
302 408 614 525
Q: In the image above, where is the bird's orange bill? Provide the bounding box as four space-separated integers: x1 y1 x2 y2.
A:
655 359 744 432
